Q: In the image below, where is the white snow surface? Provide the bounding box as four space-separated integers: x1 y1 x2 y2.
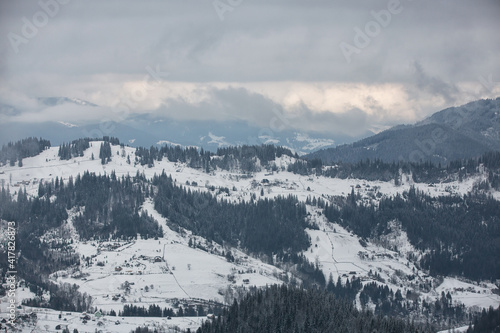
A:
205 132 231 147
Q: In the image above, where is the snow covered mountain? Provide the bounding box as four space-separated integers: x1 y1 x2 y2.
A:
1 140 499 332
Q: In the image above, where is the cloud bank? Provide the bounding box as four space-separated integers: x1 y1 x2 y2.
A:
0 0 499 136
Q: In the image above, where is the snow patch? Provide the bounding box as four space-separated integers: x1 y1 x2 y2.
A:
206 132 231 147
294 133 335 152
58 121 78 128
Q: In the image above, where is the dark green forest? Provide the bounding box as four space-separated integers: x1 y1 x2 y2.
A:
196 285 435 333
466 306 500 333
152 171 311 256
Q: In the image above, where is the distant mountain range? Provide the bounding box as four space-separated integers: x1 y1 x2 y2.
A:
306 98 500 164
3 96 499 161
0 96 367 154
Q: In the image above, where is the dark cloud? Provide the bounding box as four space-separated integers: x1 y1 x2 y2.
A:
288 103 370 137
1 0 498 82
411 61 460 104
154 86 287 128
152 86 372 137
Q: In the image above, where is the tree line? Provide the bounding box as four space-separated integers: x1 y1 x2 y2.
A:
288 151 500 187
134 144 296 173
0 137 51 166
58 138 91 160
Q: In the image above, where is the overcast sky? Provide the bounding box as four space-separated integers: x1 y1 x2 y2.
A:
0 0 499 136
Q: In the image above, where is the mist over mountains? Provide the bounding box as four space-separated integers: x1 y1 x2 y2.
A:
0 96 367 154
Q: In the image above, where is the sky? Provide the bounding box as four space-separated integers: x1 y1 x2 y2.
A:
0 0 499 138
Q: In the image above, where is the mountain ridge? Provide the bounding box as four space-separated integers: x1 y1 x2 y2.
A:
306 97 500 164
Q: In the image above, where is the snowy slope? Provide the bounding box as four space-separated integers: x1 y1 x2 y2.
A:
302 207 500 310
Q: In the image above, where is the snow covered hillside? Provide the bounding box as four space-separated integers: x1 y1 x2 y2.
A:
1 142 499 332
0 142 488 204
